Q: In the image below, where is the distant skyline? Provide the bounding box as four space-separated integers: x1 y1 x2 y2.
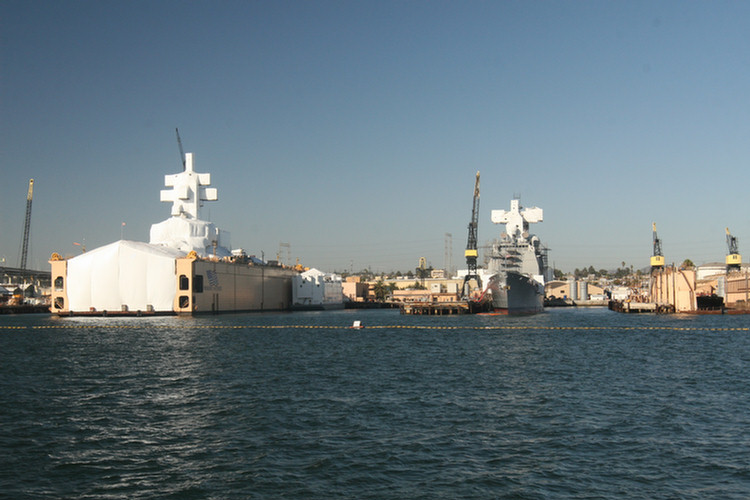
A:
2 1 749 273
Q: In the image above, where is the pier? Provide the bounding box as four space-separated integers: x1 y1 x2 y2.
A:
400 300 491 315
608 300 673 314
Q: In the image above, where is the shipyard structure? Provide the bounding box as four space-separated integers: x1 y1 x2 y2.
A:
50 152 304 315
609 224 750 314
400 184 551 315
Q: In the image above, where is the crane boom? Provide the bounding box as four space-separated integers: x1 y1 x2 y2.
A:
650 222 664 269
726 227 739 254
20 179 34 270
465 171 480 264
726 227 741 272
176 128 186 171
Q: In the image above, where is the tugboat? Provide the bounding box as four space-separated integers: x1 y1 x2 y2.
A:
486 197 548 315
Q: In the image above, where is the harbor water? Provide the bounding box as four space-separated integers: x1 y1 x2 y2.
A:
2 308 750 499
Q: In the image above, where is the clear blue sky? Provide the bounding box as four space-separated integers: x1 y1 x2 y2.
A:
2 1 749 274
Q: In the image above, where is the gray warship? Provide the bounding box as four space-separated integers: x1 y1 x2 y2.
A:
486 197 548 315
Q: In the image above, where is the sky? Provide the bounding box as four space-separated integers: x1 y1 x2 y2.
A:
2 1 750 274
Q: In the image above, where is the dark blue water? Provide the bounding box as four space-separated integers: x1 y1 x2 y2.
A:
2 308 750 499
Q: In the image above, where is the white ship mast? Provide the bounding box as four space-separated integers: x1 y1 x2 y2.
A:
150 152 231 257
159 153 218 219
491 198 543 241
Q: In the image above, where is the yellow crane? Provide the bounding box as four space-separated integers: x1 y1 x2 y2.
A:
461 172 481 297
650 222 665 270
726 227 741 272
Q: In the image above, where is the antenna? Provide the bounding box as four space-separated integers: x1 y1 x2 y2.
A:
279 242 291 266
176 128 186 171
444 232 452 277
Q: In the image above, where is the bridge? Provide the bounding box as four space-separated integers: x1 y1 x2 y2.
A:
1 266 51 287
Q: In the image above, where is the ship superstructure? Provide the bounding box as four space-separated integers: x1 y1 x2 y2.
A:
150 153 231 257
486 197 547 314
292 268 344 310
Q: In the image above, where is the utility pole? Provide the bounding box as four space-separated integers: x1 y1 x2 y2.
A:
279 242 291 266
444 233 452 277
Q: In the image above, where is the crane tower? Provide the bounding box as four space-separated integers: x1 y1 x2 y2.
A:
20 179 34 269
461 172 481 297
20 179 34 270
650 222 664 270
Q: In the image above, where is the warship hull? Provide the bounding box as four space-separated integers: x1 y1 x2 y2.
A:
488 271 544 315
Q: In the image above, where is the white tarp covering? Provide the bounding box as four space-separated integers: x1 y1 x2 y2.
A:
150 217 231 258
66 240 184 312
293 268 343 306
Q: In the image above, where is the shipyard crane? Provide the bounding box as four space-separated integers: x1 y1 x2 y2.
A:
726 227 741 273
176 128 186 170
19 179 34 270
650 222 665 270
461 172 482 298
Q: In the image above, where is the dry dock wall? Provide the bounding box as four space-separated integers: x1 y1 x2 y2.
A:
175 258 293 314
650 267 697 313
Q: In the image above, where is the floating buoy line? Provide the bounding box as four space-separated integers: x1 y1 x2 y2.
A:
1 324 749 332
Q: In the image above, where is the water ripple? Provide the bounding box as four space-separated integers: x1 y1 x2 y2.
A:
2 309 750 498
